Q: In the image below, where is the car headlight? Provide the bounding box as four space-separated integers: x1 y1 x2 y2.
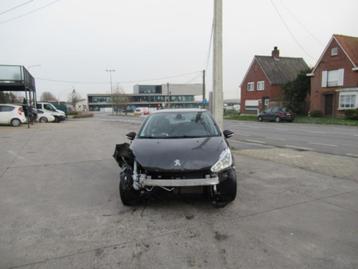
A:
211 148 232 173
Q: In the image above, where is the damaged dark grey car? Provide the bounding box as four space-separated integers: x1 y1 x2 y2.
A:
113 109 237 207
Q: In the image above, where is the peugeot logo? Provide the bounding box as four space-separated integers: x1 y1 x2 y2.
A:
174 159 181 167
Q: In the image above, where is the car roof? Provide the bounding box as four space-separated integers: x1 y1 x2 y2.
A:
0 104 20 107
152 108 207 114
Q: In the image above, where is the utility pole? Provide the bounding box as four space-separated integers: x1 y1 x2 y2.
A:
202 69 206 106
213 0 224 128
105 69 116 113
166 82 171 108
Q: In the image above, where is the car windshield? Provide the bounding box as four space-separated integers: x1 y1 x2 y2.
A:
138 111 221 138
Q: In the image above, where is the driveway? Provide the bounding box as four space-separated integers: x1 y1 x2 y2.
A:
0 117 357 269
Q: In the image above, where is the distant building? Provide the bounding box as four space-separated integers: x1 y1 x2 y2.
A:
75 99 88 112
308 34 358 116
240 47 309 114
88 83 203 112
224 99 240 111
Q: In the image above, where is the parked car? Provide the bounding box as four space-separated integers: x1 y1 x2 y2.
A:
0 104 27 127
257 107 294 122
113 109 237 207
36 102 66 122
36 109 56 123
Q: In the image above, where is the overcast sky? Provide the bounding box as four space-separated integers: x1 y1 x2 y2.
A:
1 0 357 101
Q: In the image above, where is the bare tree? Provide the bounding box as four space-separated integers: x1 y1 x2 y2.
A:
40 91 58 102
68 89 82 111
0 92 17 103
112 88 129 114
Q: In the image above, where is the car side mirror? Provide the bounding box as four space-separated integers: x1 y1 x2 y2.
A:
126 132 136 141
223 130 234 139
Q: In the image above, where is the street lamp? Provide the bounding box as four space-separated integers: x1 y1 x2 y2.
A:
105 69 116 113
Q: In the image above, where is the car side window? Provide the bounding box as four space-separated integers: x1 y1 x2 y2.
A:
36 104 41 109
44 104 53 111
1 106 14 112
272 107 279 113
264 108 272 113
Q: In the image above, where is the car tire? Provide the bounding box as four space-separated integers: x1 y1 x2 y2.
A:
211 169 237 208
275 116 281 123
119 169 141 206
39 117 48 123
258 116 263 122
10 118 21 127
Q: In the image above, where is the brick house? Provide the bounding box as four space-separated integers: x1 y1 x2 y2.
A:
308 34 358 116
240 47 309 114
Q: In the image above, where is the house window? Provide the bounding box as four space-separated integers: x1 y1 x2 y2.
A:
322 69 344 87
257 81 265 91
327 70 339 87
331 47 338 56
339 93 357 109
247 82 255 91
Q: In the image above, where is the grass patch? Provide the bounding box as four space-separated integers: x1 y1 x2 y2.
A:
295 116 358 126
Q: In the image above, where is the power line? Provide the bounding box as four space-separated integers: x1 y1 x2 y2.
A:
0 0 62 25
277 0 323 46
0 0 34 16
36 70 202 85
269 0 315 62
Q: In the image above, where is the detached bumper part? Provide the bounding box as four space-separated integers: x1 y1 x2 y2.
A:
142 176 219 187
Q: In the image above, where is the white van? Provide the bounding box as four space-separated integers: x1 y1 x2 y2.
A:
36 102 66 122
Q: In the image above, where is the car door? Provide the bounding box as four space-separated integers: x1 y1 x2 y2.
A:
262 108 272 121
0 105 5 123
0 105 14 124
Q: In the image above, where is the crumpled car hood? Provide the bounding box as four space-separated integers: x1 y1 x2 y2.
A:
130 137 227 172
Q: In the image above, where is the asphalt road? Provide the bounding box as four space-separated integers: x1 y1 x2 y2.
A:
225 120 358 158
95 113 358 158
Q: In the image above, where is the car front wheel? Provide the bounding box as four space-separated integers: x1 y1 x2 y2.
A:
11 118 21 127
258 116 263 122
39 117 48 123
275 116 281 123
211 169 237 207
119 169 141 206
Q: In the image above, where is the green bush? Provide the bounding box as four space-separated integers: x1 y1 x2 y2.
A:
344 109 358 120
67 111 79 116
224 110 240 117
309 110 323 117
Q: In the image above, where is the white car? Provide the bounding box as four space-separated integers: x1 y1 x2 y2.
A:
36 109 56 123
0 104 27 127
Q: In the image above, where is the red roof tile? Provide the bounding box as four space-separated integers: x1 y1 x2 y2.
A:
334 34 358 67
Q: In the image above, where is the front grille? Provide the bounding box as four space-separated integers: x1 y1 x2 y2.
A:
145 170 212 180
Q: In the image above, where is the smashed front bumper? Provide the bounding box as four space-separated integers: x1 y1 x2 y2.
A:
141 176 219 187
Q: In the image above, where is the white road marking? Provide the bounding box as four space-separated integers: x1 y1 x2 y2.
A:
279 153 303 158
304 131 326 134
7 150 25 160
309 142 337 147
346 153 358 158
284 145 313 151
244 139 267 144
231 140 271 148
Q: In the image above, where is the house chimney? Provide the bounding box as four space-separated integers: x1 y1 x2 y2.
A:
272 46 280 59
